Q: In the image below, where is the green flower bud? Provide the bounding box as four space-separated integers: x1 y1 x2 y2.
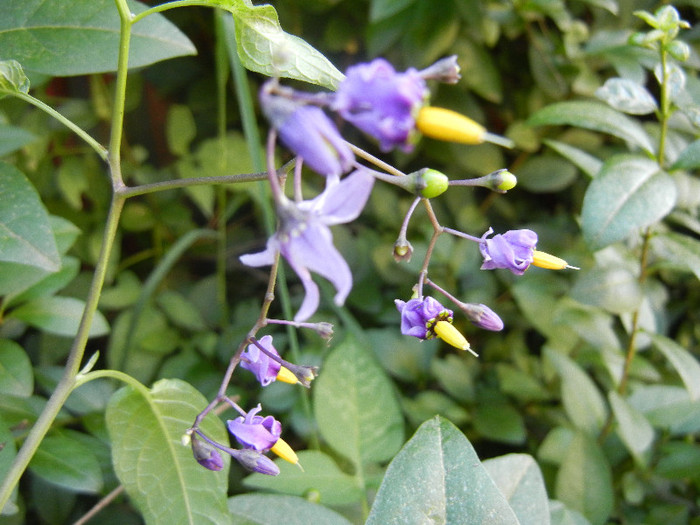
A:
418 169 449 198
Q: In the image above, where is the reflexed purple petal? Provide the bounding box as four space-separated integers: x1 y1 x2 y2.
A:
240 237 279 267
479 229 537 275
228 409 281 452
240 335 282 386
313 169 375 225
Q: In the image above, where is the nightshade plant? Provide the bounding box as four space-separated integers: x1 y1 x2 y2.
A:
0 1 698 524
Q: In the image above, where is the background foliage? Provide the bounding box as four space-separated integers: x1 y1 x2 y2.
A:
0 0 699 524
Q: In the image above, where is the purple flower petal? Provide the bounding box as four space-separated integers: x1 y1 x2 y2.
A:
240 335 282 386
310 169 375 225
479 229 537 275
228 404 282 453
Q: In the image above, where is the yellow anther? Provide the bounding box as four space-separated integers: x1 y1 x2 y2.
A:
434 321 478 357
532 250 579 270
276 366 299 385
416 106 486 144
271 438 299 466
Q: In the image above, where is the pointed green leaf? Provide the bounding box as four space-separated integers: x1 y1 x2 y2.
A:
651 231 700 280
595 78 657 115
366 417 520 525
0 60 29 97
0 340 33 397
244 450 362 505
570 264 642 315
555 431 613 525
313 337 404 467
528 101 655 154
9 296 109 338
671 139 700 170
608 391 654 465
581 155 676 250
106 379 230 525
651 333 700 401
0 0 196 76
0 163 59 271
483 454 550 525
545 348 608 435
29 432 102 493
228 494 352 525
543 139 602 178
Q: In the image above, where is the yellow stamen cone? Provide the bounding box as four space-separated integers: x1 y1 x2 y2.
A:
532 250 579 271
434 320 478 357
271 438 299 467
416 107 486 144
276 366 299 385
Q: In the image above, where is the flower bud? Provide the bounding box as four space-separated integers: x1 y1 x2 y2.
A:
191 434 224 472
282 362 320 388
482 169 517 193
418 169 449 198
459 303 504 331
418 55 461 84
235 449 280 476
393 235 414 263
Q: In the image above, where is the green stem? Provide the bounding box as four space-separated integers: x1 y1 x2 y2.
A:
11 92 108 161
0 195 125 511
118 170 272 198
75 368 149 396
657 48 670 166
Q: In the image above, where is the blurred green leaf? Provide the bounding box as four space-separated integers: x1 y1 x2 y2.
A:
483 454 550 525
106 379 230 525
369 0 416 21
628 385 700 435
555 431 613 525
549 500 593 525
0 162 59 271
528 101 655 154
538 427 575 466
0 123 35 155
455 37 502 103
156 290 208 331
581 155 676 250
497 364 550 403
0 60 29 97
594 78 657 115
671 139 700 170
543 139 602 178
650 333 700 401
545 348 608 435
473 401 527 445
4 256 79 309
313 337 404 467
650 232 700 280
570 263 642 315
166 104 197 157
656 441 700 482
528 32 568 99
403 391 469 427
29 432 102 494
0 0 196 76
0 415 18 516
228 494 353 525
608 391 654 465
9 296 109 338
366 417 520 525
244 450 362 505
515 154 578 193
0 340 33 397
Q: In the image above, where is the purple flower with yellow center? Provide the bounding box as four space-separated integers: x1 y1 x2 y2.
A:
332 58 428 152
479 228 578 275
260 82 353 177
240 335 299 387
395 296 477 356
228 404 298 466
240 169 375 322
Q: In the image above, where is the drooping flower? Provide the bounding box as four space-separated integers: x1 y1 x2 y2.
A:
240 168 375 322
395 296 477 356
227 404 298 465
260 81 353 177
479 228 537 275
241 335 282 386
332 58 428 152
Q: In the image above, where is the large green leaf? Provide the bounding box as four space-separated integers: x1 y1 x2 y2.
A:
9 296 109 337
555 431 613 525
0 0 196 76
366 417 520 525
106 379 229 525
650 231 700 280
313 337 404 467
0 162 59 271
671 139 700 170
0 340 33 397
528 101 655 154
594 78 657 115
651 333 700 401
608 391 654 466
0 123 36 155
243 450 362 506
228 494 352 525
483 454 551 525
580 155 676 250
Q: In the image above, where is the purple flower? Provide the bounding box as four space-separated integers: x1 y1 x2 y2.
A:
240 169 375 322
261 83 353 177
479 228 538 276
332 58 428 152
191 434 224 471
227 404 281 453
241 335 281 387
395 296 453 340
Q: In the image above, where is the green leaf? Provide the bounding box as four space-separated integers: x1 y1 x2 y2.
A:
0 0 195 76
651 333 700 401
228 494 353 525
581 155 676 250
0 340 33 397
473 401 527 445
0 162 59 271
570 263 642 315
628 385 700 435
0 415 18 515
514 154 578 193
608 391 654 465
223 0 343 89
454 37 503 103
106 379 230 525
0 60 29 97
29 432 103 493
366 417 520 525
483 454 550 525
650 231 700 280
555 431 613 525
156 289 208 331
313 337 404 467
4 255 80 309
369 0 416 21
243 450 362 505
549 500 593 525
545 348 608 435
9 296 109 338
166 105 197 157
656 441 700 482
528 101 655 154
594 78 657 115
0 123 36 155
543 139 602 178
671 139 700 170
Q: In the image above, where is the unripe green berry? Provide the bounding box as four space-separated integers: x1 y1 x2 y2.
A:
419 169 449 198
